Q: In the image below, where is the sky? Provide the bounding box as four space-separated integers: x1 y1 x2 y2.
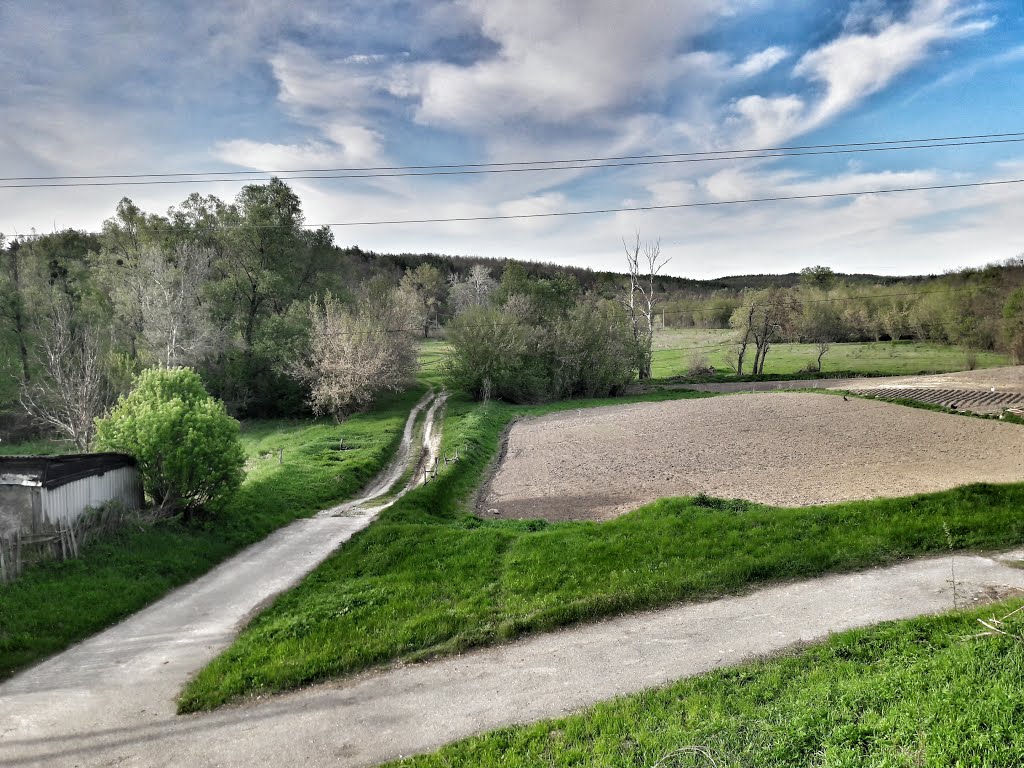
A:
1 0 1023 279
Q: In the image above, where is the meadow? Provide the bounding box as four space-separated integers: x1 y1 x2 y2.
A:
651 328 1009 378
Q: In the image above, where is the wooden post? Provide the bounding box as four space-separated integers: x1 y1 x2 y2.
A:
278 448 284 465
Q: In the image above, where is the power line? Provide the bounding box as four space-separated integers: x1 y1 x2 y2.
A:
4 130 1021 184
4 136 1024 189
318 178 1024 227
10 175 1018 237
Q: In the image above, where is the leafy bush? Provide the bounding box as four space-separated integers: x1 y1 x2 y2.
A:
94 367 245 518
444 298 636 403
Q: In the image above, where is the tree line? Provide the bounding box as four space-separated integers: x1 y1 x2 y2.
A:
1 178 1022 444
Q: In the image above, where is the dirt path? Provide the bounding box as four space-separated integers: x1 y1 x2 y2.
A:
0 390 446 766
3 550 1023 767
319 390 442 516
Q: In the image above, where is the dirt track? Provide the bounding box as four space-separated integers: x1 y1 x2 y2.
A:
481 393 1024 521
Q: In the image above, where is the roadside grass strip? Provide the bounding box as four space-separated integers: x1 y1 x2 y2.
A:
178 391 1024 712
386 599 1024 767
0 386 424 680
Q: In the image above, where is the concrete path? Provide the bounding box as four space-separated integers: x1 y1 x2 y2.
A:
0 389 446 767
3 549 1024 767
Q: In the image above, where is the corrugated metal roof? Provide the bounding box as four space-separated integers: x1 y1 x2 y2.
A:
0 454 138 490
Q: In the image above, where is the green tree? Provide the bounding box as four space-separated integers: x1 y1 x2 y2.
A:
94 367 245 519
399 263 448 337
1003 288 1024 364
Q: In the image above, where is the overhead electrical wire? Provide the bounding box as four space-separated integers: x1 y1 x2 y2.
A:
2 131 1023 188
8 177 1023 238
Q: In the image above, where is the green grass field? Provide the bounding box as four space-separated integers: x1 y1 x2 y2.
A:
178 390 1024 712
388 599 1024 767
0 386 424 681
419 331 1010 384
651 329 1009 378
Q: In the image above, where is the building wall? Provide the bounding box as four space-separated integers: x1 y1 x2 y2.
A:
39 467 143 527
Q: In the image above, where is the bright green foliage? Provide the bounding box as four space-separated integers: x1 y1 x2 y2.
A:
392 601 1024 767
94 367 245 515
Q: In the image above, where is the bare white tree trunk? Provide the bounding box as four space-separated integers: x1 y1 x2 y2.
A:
138 241 217 367
20 293 111 450
620 233 669 380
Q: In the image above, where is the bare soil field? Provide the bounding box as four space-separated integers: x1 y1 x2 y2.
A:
480 393 1024 522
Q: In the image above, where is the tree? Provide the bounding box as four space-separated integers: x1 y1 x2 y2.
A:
448 264 496 315
620 233 669 380
729 300 757 376
20 291 112 450
732 288 801 376
799 265 836 290
293 292 417 419
1003 287 1024 364
400 264 448 337
94 367 245 519
137 241 218 367
800 300 844 372
0 237 32 384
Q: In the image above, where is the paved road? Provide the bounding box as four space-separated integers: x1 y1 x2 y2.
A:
3 549 1023 767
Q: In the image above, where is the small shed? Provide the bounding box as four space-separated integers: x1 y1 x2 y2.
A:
0 453 143 536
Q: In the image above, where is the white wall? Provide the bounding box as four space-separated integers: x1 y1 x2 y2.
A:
40 467 143 526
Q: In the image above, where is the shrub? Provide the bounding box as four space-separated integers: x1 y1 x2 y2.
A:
94 367 245 518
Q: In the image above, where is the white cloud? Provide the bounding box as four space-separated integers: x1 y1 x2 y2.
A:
730 0 993 146
733 46 790 78
404 1 725 130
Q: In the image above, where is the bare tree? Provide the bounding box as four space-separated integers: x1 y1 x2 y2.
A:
448 264 496 315
138 241 218 367
731 289 801 376
20 292 112 450
294 291 417 419
620 233 670 380
729 301 757 376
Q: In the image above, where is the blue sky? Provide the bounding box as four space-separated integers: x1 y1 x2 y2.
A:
2 0 1023 278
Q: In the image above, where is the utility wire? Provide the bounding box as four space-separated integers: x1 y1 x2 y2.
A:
4 136 1024 189
318 178 1024 227
4 130 1021 183
9 176 1023 236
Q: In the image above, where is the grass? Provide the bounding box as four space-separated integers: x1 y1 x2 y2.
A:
388 599 1024 767
0 385 424 681
652 328 1009 379
0 437 67 456
418 331 1009 384
178 390 1024 712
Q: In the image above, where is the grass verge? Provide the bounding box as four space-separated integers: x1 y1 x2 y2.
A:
178 390 1024 712
0 386 424 681
388 599 1024 767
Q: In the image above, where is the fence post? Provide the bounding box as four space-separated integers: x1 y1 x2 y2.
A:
279 448 284 465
